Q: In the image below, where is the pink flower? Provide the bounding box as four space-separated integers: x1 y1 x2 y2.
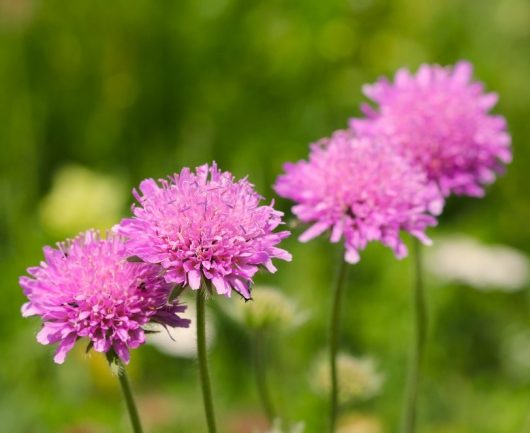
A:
274 130 443 263
116 163 291 300
20 230 190 364
350 61 511 197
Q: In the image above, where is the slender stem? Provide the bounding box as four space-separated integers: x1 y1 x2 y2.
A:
329 256 349 433
197 286 218 433
252 329 277 423
116 360 143 433
401 238 427 433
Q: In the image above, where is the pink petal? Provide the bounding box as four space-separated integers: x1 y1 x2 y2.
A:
188 270 202 290
53 333 77 364
299 221 331 243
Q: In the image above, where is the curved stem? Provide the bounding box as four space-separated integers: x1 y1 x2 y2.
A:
401 238 427 433
329 256 349 433
197 286 218 433
252 329 277 423
116 360 143 433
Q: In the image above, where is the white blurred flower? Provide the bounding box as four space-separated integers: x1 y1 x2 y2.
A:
426 234 529 292
39 164 125 235
229 286 307 332
147 298 215 358
311 353 384 404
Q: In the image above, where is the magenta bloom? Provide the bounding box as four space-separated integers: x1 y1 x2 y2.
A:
20 231 190 364
274 131 443 263
116 163 291 300
350 61 511 197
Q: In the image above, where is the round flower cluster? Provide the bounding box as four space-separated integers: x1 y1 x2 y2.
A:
20 231 190 364
350 61 511 197
231 286 306 331
275 130 443 263
116 163 292 300
311 353 384 404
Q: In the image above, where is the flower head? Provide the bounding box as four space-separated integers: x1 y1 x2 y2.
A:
116 163 291 300
274 130 442 263
20 230 190 364
230 286 307 331
350 61 511 197
311 353 384 404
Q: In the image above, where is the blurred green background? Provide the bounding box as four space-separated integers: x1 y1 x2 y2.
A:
1 0 530 432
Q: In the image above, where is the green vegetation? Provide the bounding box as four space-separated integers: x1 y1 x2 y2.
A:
1 0 529 432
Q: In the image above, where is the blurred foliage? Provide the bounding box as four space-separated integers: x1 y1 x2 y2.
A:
1 0 530 432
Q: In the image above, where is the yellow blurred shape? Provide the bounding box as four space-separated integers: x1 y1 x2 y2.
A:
338 413 382 433
39 164 125 236
71 343 140 393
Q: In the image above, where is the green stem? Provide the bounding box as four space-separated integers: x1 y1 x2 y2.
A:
116 360 143 433
197 286 218 433
329 256 349 433
401 238 427 433
252 329 277 423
